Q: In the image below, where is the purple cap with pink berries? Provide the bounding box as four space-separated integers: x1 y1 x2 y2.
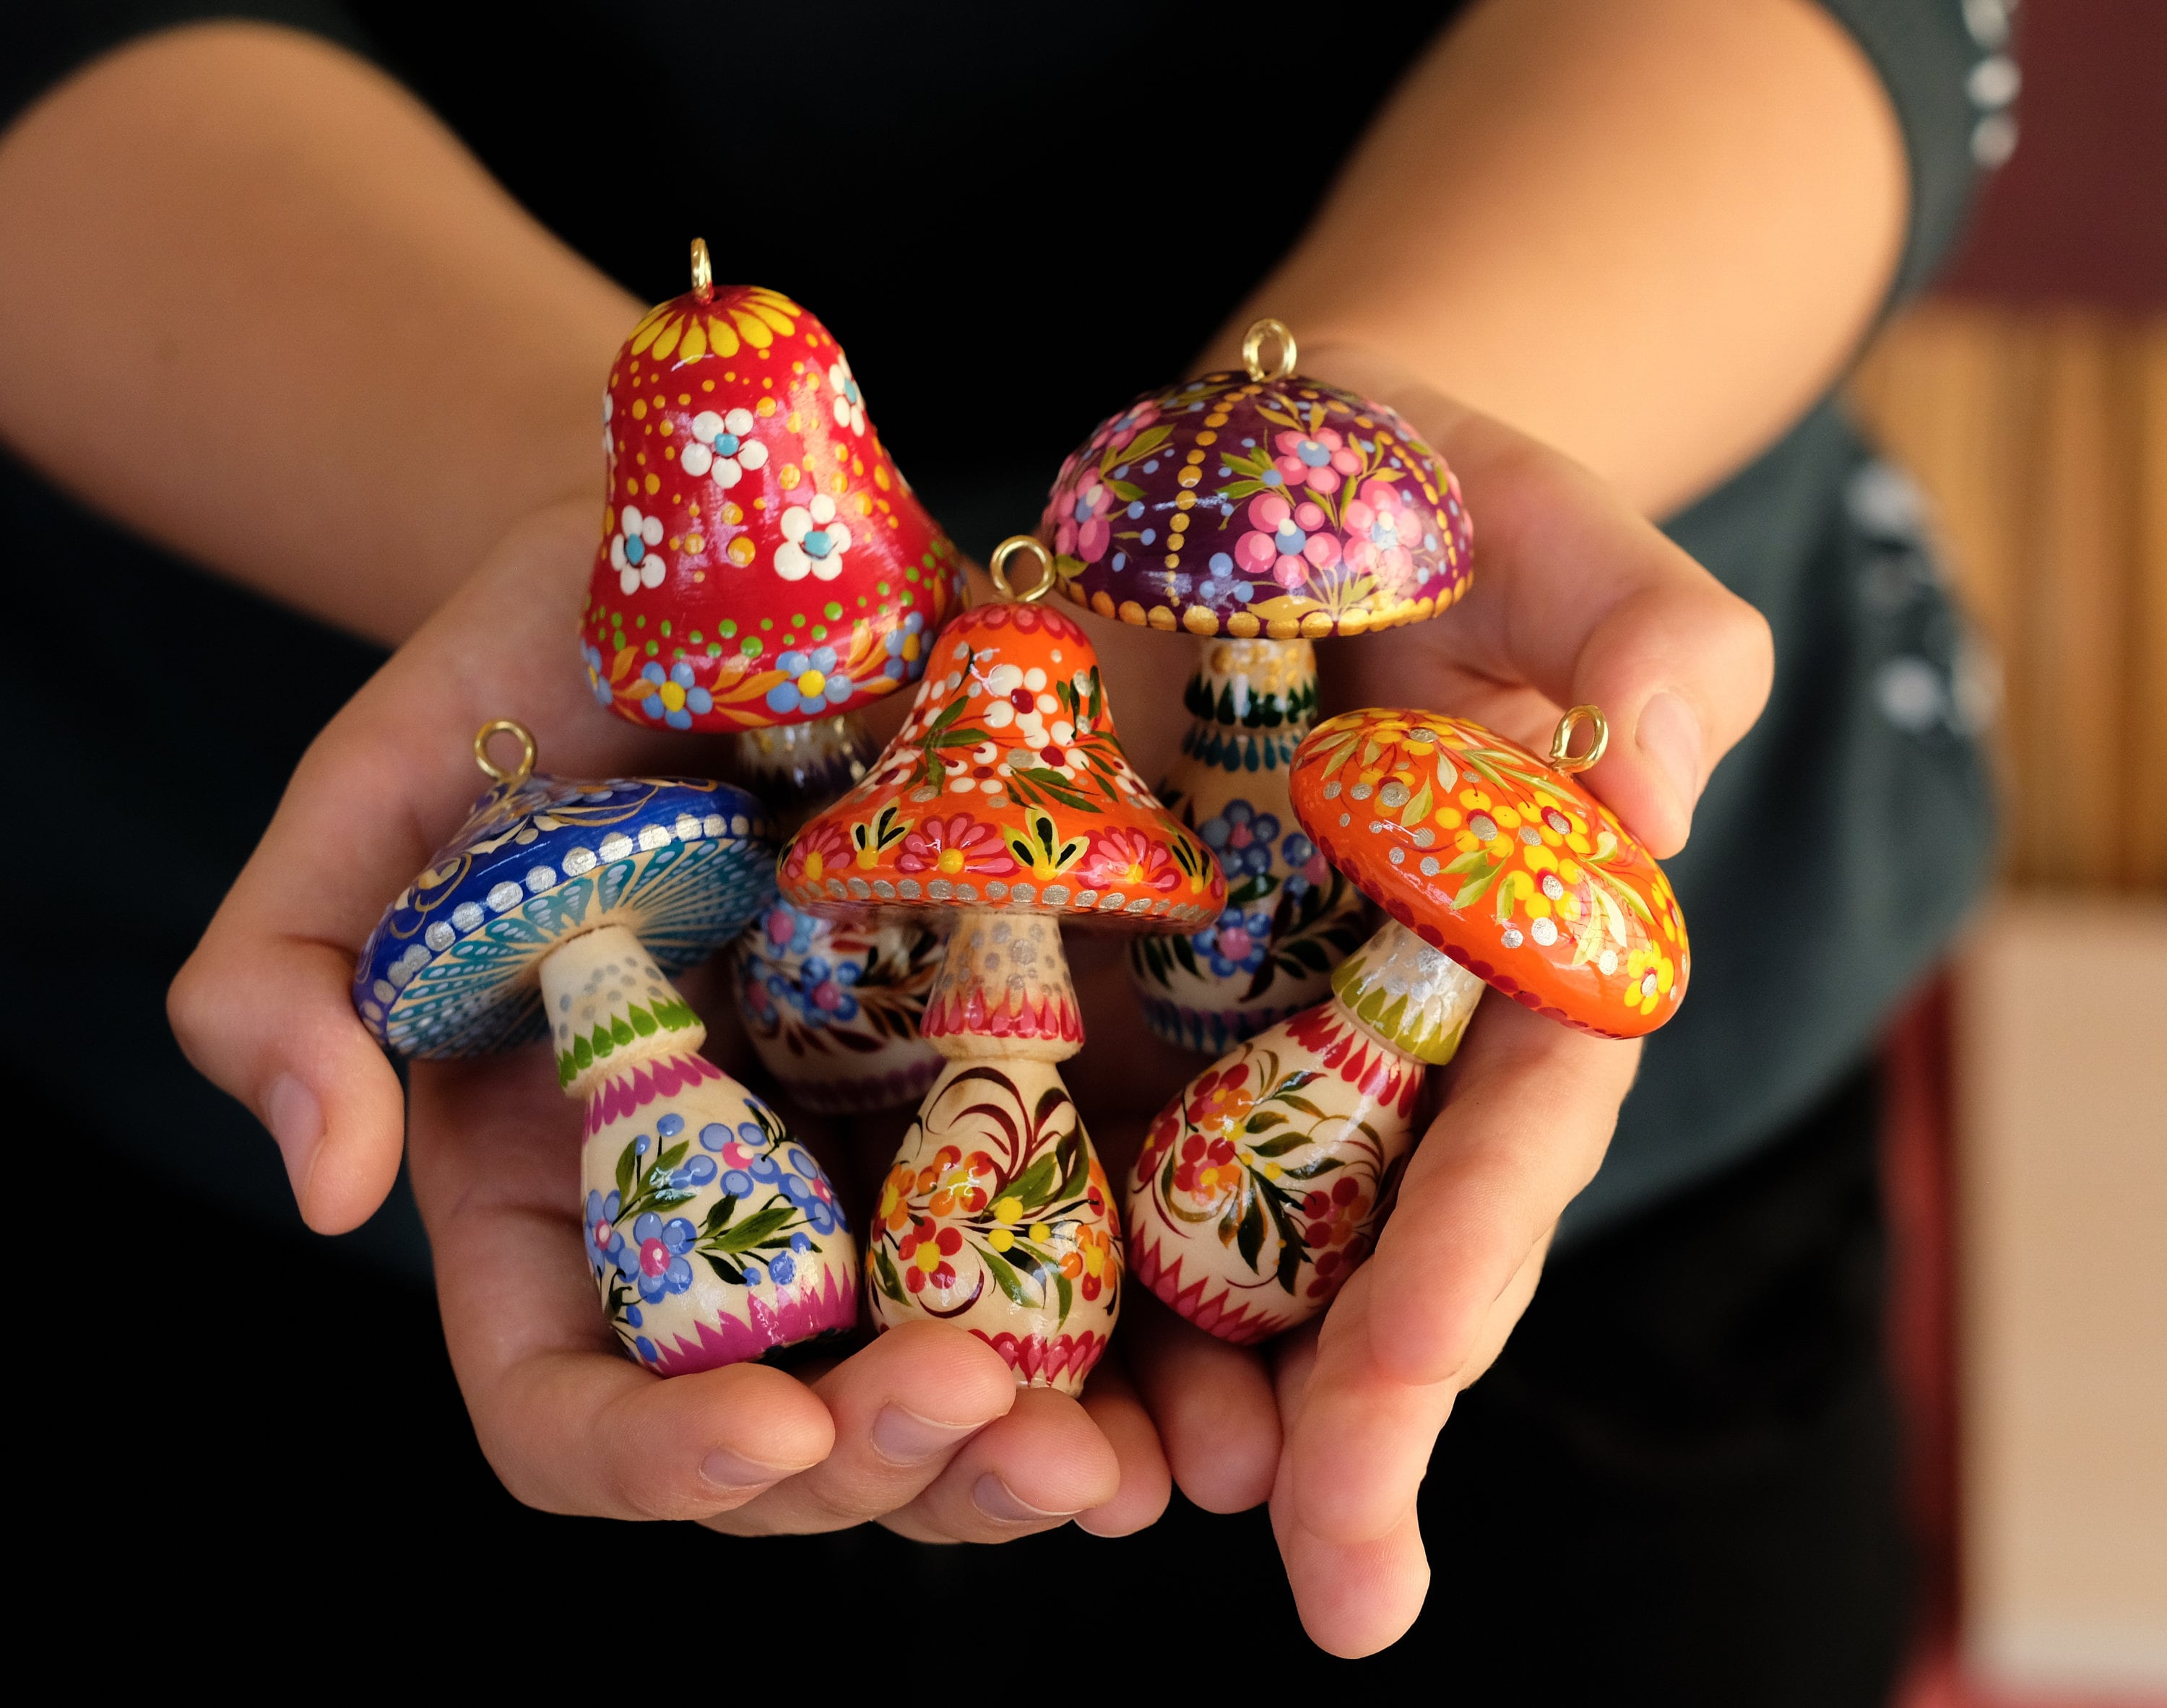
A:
1039 365 1473 641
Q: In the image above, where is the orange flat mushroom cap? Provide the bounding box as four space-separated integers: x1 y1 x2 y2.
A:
1291 710 1690 1039
779 604 1225 931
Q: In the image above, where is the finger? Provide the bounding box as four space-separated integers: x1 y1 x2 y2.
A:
168 499 702 1230
1261 1319 1430 1657
1314 390 1774 857
881 1388 1121 1543
408 1050 835 1520
1124 1291 1281 1513
167 929 406 1232
1367 1001 1635 1388
1272 1497 1432 1660
1075 1360 1173 1537
1289 1229 1547 1546
705 1322 1019 1535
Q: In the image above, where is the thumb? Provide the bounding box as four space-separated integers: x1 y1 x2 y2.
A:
169 911 407 1235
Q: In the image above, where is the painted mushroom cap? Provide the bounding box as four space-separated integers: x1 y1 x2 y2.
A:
581 280 966 732
1042 373 1471 640
779 602 1226 930
355 772 774 1059
1290 710 1689 1039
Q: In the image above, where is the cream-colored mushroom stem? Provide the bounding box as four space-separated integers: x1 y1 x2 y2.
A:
1328 917 1487 1068
868 910 1120 1395
1131 633 1366 1053
1120 916 1482 1346
537 923 861 1373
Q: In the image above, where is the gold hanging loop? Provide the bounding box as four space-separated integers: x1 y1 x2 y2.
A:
988 534 1056 604
474 719 537 787
690 236 713 303
1241 317 1297 383
1548 705 1609 774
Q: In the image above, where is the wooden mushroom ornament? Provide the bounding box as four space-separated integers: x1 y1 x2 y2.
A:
778 557 1228 1393
1126 706 1690 1345
352 721 857 1373
581 239 966 1114
1042 319 1474 1054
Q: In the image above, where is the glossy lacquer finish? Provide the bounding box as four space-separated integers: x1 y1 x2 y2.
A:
1128 705 1692 1343
730 716 943 1114
1041 369 1471 639
353 741 857 1373
581 279 965 732
1042 326 1476 1052
783 599 1225 1392
1129 636 1367 1053
553 925 856 1370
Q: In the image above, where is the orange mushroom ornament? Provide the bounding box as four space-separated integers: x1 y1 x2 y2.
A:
1125 705 1690 1345
779 550 1227 1393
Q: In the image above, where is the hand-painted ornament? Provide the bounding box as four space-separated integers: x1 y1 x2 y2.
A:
581 241 964 734
730 718 945 1114
1041 320 1475 1052
780 550 1229 1393
352 720 857 1372
1125 705 1689 1344
584 240 950 1112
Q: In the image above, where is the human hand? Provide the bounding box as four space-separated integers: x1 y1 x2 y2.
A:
1068 365 1773 1654
168 496 1169 1540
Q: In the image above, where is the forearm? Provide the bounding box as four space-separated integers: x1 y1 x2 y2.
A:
0 22 639 644
1208 0 1907 517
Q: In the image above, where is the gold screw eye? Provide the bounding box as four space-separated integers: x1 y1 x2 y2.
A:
475 719 537 786
1241 317 1297 383
988 534 1056 604
1549 705 1609 774
690 236 713 301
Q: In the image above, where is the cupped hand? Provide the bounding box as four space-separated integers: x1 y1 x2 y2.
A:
168 495 1167 1541
1085 361 1773 1656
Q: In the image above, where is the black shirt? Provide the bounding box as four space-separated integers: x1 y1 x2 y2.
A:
0 0 2003 1273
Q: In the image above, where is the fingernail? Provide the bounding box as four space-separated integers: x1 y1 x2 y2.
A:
871 1405 982 1466
700 1447 794 1490
1635 693 1705 826
972 1473 1078 1525
264 1074 324 1202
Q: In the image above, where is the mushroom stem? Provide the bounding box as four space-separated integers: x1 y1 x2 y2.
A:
865 911 1118 1395
730 713 943 1115
540 924 860 1370
1130 634 1366 1052
1123 916 1482 1345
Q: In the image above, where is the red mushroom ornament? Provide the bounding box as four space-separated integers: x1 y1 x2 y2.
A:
581 240 964 1114
1042 321 1474 1056
779 542 1228 1394
1126 706 1690 1345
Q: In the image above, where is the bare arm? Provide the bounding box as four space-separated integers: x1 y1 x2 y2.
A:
1209 0 1906 516
0 22 638 644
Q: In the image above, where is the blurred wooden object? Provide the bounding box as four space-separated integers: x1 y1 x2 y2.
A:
1953 896 2167 1694
1849 307 2166 891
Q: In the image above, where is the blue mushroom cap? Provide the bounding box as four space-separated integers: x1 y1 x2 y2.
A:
354 771 774 1059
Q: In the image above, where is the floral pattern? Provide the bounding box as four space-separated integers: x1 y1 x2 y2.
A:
1292 711 1690 1038
867 1061 1120 1394
1129 641 1367 1051
777 604 1224 929
581 281 964 732
583 1087 857 1366
1125 1015 1420 1343
680 407 769 486
1042 370 1473 639
611 505 666 594
733 900 943 1117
